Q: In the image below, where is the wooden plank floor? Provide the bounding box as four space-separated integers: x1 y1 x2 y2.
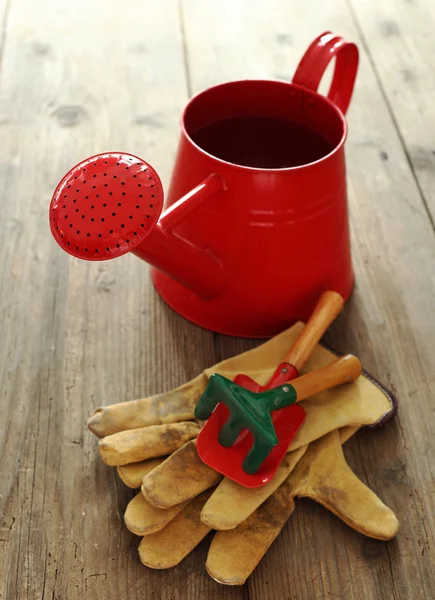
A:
0 1 434 598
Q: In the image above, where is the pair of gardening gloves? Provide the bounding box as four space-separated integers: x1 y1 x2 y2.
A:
88 322 398 585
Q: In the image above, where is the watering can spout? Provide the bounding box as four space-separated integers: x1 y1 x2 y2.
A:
138 172 225 299
49 152 225 300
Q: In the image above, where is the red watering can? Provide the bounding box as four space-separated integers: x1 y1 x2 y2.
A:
49 32 359 337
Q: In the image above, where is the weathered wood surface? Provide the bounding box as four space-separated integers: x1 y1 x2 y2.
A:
0 0 434 599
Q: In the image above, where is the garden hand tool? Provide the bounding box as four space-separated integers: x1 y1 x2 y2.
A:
195 354 362 483
235 290 344 391
206 426 399 585
195 290 344 486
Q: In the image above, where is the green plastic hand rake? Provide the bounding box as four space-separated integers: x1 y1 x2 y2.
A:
195 355 362 481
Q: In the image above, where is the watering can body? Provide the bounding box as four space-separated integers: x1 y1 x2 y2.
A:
152 29 358 337
152 104 353 337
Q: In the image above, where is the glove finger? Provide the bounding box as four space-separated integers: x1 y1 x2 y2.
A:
138 488 214 569
88 374 206 437
201 445 306 530
293 430 399 541
204 429 357 584
98 422 200 466
124 492 188 536
206 480 295 586
142 440 222 508
117 457 166 488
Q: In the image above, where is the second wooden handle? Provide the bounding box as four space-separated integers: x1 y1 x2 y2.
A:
285 290 344 371
291 354 362 402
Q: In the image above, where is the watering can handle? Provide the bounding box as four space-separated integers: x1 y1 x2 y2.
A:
292 32 359 115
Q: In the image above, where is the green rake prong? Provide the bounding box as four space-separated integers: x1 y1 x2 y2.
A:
194 374 298 471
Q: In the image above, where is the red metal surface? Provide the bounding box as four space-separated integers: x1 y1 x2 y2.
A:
293 32 358 115
196 402 305 488
196 363 303 487
49 32 359 337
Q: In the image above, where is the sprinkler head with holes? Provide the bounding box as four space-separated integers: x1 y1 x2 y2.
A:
50 153 163 260
49 152 225 299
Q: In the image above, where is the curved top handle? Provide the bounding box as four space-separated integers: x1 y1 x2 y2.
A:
292 32 359 115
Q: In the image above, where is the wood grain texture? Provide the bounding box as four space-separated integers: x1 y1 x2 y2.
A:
346 0 435 224
0 1 218 599
0 0 434 599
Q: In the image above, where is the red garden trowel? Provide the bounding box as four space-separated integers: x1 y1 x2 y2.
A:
196 291 346 487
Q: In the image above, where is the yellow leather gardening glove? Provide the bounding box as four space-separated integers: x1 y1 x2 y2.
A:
138 426 398 584
88 323 396 557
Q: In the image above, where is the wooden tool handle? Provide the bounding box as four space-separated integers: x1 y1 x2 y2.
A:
291 354 362 402
285 291 344 371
